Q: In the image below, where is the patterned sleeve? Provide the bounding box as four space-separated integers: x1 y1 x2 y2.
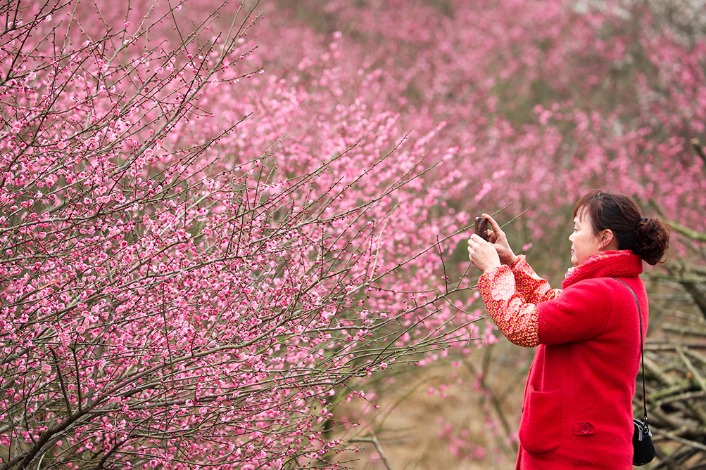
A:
508 255 561 304
477 265 540 348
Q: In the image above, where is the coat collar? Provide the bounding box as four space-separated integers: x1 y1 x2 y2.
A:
562 250 643 289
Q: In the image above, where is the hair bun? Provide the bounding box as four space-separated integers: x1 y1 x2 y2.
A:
634 217 670 265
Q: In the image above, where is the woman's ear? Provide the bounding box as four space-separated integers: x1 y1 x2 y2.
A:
600 229 616 250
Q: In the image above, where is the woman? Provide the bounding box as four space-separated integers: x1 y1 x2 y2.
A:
467 190 669 469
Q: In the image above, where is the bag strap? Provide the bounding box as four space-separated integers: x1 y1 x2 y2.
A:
613 278 649 424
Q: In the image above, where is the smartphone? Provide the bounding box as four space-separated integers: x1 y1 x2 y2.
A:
474 216 489 241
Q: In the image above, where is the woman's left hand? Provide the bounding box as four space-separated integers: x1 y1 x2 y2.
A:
467 234 501 273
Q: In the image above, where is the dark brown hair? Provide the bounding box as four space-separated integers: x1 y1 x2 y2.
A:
573 190 670 265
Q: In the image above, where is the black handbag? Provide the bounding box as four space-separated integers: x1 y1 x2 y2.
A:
615 279 656 466
633 418 655 466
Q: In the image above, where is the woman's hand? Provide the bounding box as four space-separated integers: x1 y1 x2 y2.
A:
467 234 501 272
482 213 518 265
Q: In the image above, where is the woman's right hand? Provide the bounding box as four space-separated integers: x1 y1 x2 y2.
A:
481 213 518 265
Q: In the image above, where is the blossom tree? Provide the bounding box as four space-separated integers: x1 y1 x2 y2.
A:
0 1 481 468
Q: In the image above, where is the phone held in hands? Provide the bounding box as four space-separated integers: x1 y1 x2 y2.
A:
474 216 489 241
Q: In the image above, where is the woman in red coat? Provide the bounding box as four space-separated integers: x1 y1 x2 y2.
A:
467 190 670 469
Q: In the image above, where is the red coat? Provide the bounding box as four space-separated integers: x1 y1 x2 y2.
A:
478 250 647 469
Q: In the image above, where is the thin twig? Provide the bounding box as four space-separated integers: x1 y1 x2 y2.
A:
349 436 392 470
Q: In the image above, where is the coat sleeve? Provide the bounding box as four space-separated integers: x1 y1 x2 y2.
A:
536 279 614 345
478 260 613 347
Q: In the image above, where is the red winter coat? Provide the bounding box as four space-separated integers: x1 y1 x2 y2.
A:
478 250 647 469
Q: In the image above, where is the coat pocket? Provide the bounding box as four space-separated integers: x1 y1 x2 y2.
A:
519 389 562 454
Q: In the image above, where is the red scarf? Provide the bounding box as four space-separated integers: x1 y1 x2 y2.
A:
563 250 643 289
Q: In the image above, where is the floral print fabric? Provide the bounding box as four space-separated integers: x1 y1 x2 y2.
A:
477 255 559 347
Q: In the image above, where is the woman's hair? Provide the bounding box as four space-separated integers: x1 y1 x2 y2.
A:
573 190 670 265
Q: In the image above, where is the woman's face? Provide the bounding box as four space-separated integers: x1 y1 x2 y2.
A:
569 209 603 266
